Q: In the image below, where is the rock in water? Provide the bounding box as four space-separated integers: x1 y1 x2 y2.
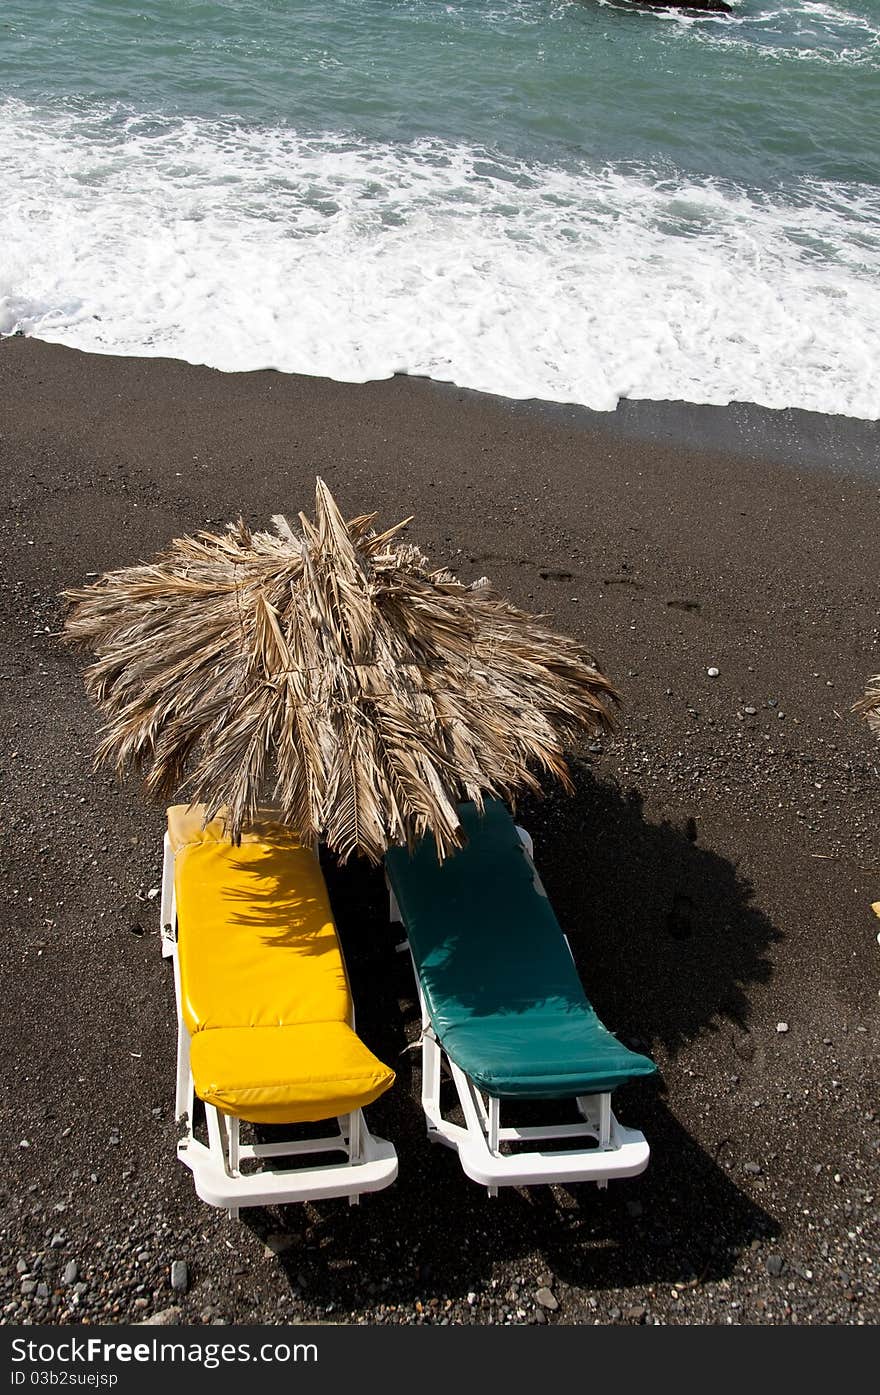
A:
627 1 733 12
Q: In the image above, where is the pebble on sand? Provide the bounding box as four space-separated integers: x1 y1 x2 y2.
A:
138 1307 183 1326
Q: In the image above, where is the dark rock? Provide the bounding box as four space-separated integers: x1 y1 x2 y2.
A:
628 0 732 11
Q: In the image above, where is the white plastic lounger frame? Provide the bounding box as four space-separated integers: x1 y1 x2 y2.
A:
389 826 650 1196
160 832 397 1215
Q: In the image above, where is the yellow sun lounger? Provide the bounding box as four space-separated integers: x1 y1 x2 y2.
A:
160 806 397 1213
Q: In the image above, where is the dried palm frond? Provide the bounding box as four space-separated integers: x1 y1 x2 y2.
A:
63 478 618 863
854 676 880 738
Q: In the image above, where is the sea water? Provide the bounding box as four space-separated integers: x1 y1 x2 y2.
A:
2 0 878 417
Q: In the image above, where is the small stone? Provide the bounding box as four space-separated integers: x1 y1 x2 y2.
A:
146 888 160 901
19 1139 30 1149
20 1280 36 1296
16 1260 28 1275
50 1235 65 1249
36 1283 49 1301
263 1233 296 1255
625 1305 647 1322
707 667 719 678
743 705 757 715
138 1306 182 1326
73 1283 88 1297
170 1260 188 1294
766 1255 786 1277
743 1162 762 1176
62 1260 78 1286
535 1287 558 1311
777 711 785 720
776 1022 789 1034
61 1127 72 1138
130 923 145 937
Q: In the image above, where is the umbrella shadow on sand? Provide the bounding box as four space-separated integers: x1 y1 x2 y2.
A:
244 767 782 1306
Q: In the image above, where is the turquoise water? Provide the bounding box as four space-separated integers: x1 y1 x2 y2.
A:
2 1 879 415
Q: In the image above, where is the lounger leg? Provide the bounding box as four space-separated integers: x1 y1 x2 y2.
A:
421 1025 442 1141
597 1094 612 1189
599 1094 612 1148
486 1097 501 1199
576 1093 614 1188
160 833 176 959
206 1108 243 1218
171 945 194 1127
347 1110 363 1206
174 1020 193 1126
226 1116 241 1220
487 1096 500 1153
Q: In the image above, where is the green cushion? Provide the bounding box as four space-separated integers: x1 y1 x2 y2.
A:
385 800 657 1099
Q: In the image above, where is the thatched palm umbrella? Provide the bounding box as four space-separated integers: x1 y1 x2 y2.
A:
63 479 618 863
855 677 880 738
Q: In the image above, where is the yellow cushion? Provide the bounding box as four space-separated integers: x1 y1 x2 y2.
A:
169 805 395 1124
190 1022 395 1125
167 803 293 855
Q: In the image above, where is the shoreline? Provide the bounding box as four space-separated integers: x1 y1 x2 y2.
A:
5 332 880 479
1 335 878 1328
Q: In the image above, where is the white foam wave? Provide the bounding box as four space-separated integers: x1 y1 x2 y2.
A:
2 99 879 418
604 0 880 66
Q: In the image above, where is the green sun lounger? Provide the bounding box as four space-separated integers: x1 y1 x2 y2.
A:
385 798 656 1193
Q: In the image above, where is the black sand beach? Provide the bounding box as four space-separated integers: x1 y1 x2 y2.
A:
1 335 878 1326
